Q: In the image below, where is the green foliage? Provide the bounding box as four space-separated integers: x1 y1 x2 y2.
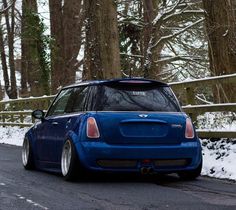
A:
22 8 51 95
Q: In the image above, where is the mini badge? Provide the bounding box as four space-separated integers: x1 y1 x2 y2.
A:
139 114 148 118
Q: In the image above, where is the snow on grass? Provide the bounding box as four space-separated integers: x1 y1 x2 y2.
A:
197 112 236 131
201 139 236 180
0 126 28 146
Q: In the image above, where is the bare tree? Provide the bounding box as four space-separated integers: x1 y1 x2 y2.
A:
118 0 206 80
0 0 17 98
0 16 10 97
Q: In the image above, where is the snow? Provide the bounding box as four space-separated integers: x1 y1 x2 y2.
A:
1 94 55 103
197 112 236 131
169 73 236 86
0 126 29 146
201 139 236 180
197 112 236 180
183 103 236 109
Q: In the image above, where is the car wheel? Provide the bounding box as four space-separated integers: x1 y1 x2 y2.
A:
22 138 35 170
178 159 202 180
61 139 80 181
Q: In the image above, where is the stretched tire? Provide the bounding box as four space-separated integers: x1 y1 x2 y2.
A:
61 139 81 181
22 137 35 170
178 159 202 180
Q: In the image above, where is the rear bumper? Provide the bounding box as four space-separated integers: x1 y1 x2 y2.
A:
75 140 202 173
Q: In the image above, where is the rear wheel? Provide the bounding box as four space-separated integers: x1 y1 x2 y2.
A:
178 159 202 180
22 138 35 170
61 139 80 181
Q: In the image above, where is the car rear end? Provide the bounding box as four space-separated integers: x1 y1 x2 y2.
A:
75 79 202 175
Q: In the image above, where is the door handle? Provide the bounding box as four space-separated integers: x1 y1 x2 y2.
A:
52 122 59 125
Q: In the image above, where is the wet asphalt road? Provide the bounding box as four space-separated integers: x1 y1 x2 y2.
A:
0 144 236 210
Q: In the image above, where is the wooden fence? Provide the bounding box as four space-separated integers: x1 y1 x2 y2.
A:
0 74 235 139
0 95 54 128
170 74 236 139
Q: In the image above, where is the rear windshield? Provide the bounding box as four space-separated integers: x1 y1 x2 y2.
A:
94 84 181 112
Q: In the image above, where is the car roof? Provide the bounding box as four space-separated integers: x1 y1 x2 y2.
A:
63 78 168 90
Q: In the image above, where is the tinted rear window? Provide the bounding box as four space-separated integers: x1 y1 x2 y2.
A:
95 85 181 112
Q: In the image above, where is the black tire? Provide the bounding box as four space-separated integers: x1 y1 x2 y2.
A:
22 138 35 170
178 159 202 180
61 139 81 181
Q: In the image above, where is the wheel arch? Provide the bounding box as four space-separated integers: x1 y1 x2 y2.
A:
64 130 81 159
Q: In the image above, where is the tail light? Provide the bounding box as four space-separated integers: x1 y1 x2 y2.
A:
185 118 194 139
87 117 100 138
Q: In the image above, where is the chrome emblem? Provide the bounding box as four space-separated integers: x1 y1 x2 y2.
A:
171 124 182 128
139 114 148 118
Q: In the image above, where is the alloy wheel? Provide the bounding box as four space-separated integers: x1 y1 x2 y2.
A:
61 140 72 176
22 138 29 166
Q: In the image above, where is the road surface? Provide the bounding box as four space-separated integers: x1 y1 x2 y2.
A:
0 144 236 210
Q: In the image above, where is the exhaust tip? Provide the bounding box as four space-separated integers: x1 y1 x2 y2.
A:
141 167 149 175
147 167 154 174
141 167 154 175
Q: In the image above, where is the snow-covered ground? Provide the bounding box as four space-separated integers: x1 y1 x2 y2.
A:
0 126 28 146
197 112 236 131
0 124 235 181
201 139 236 180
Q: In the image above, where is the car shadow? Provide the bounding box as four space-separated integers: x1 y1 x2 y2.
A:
73 171 197 185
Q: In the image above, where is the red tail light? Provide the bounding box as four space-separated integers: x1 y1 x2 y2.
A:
87 117 100 138
185 118 194 139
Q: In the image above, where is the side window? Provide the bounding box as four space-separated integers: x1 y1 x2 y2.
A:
86 86 97 111
70 86 89 112
47 88 73 116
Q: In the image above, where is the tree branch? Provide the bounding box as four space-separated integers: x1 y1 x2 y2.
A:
151 17 204 49
0 0 16 14
163 10 205 22
155 55 205 64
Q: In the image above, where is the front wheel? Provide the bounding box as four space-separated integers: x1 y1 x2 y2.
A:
61 139 81 181
178 160 202 180
22 138 35 170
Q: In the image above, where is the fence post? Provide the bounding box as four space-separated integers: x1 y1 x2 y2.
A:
31 115 35 124
2 114 5 127
19 102 24 111
185 87 197 124
10 113 14 124
48 97 52 109
20 113 24 128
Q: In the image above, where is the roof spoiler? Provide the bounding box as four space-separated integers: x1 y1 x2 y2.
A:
102 78 168 87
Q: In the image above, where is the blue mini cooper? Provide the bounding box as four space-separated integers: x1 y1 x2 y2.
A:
22 78 202 181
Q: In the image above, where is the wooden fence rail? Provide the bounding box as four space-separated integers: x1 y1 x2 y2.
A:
0 95 55 111
0 74 235 139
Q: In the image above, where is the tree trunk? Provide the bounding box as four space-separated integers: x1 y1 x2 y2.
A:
3 0 17 98
83 0 121 80
63 0 83 85
49 0 64 93
21 8 28 97
203 0 236 102
21 0 36 97
0 23 11 97
21 0 50 97
49 0 84 92
142 0 155 65
142 0 164 79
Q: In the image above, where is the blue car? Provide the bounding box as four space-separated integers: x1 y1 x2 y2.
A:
22 78 202 181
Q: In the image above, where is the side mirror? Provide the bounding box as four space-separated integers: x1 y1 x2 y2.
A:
32 110 45 120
